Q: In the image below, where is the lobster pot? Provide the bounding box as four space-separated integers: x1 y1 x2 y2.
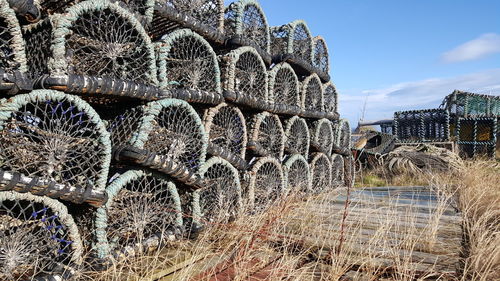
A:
270 20 313 63
393 109 450 143
108 98 207 181
310 118 334 155
23 0 158 97
0 0 27 74
301 74 323 113
284 116 309 158
244 156 285 213
309 152 331 193
268 62 300 112
283 154 310 193
335 119 351 149
0 191 83 280
442 90 500 119
203 103 247 169
248 111 284 160
192 157 241 226
457 117 497 158
150 0 224 41
35 0 154 24
323 82 338 116
220 46 268 107
94 170 182 259
156 29 221 95
0 90 111 196
312 36 329 74
224 0 270 54
331 154 344 186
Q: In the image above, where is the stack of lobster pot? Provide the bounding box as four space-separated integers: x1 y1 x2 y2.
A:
0 0 354 279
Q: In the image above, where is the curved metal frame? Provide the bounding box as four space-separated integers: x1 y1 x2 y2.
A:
331 153 344 186
0 190 83 279
193 156 242 226
268 62 300 109
284 116 309 158
335 119 351 149
312 36 329 74
156 28 221 94
224 0 270 54
245 156 285 212
309 152 332 193
248 111 285 160
93 169 182 259
270 20 313 63
0 90 111 193
283 154 311 193
310 118 334 155
323 81 338 116
301 73 324 113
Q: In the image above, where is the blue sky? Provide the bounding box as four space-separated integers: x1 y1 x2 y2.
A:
226 0 500 125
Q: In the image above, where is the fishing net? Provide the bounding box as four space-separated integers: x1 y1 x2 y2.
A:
0 90 111 193
301 74 323 113
310 118 333 155
0 0 27 73
94 170 182 259
193 157 241 226
24 0 157 86
248 111 284 160
331 153 344 186
309 152 331 193
245 156 284 213
323 82 337 116
220 46 268 104
151 0 224 40
335 119 351 149
442 90 500 118
111 98 207 173
203 103 247 160
268 62 300 108
284 116 309 158
393 109 450 143
224 0 270 53
0 191 82 280
270 20 313 62
283 154 310 193
312 36 329 74
457 117 497 158
156 29 221 93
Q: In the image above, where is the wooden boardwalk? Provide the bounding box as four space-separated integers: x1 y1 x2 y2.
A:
139 186 462 280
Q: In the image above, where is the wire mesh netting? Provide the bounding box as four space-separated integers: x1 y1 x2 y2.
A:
220 46 268 104
312 36 328 74
393 109 450 143
203 103 247 159
309 152 331 193
323 82 337 116
0 0 27 73
310 118 333 155
111 98 207 172
268 62 300 108
270 20 313 62
335 119 351 149
284 116 309 158
0 191 82 280
331 154 344 186
442 90 500 118
152 0 224 36
248 111 284 160
301 74 323 113
94 170 182 259
194 157 241 226
35 0 154 24
24 0 158 85
457 117 497 158
283 154 310 193
0 90 111 192
224 0 270 53
245 156 284 213
156 29 221 93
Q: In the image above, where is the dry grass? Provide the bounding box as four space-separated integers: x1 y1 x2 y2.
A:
75 160 499 281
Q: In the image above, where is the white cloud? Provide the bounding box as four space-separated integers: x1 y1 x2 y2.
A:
441 33 500 63
339 69 500 126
